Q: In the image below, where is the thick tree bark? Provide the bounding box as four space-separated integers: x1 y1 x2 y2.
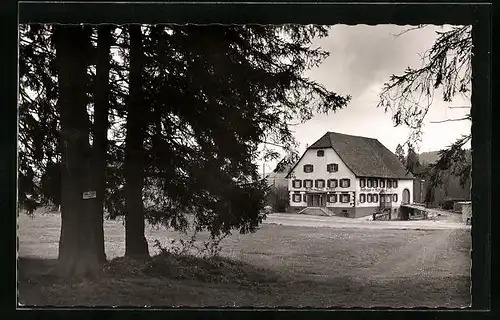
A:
54 25 104 276
124 25 150 259
92 25 113 263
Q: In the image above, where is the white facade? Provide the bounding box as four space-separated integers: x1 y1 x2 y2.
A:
355 178 413 209
288 148 356 209
287 147 413 216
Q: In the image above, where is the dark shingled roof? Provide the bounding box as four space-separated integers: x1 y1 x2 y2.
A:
291 132 414 179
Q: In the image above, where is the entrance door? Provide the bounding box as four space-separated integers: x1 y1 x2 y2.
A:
402 189 410 204
307 194 313 207
306 194 326 207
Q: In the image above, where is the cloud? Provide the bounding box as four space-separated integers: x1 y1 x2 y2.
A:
258 25 471 172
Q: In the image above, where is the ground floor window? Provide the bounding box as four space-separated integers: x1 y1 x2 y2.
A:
292 193 302 203
385 195 391 203
367 194 373 203
373 194 379 203
359 193 366 203
328 194 337 203
393 193 398 202
340 194 350 203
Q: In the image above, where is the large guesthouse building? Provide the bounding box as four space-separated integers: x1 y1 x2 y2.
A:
286 132 414 218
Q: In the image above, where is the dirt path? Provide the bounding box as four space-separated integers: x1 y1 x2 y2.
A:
264 213 469 230
358 229 456 278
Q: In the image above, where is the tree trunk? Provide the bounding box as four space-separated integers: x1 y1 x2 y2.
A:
92 25 113 263
124 25 150 259
54 25 104 276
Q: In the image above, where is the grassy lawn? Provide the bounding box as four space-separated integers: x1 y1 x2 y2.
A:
17 211 471 308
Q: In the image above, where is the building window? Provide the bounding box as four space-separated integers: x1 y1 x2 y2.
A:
360 178 366 188
293 193 302 203
373 179 378 188
328 194 337 203
385 195 391 203
317 150 325 157
393 194 398 202
387 179 393 188
292 180 302 188
359 194 366 203
327 179 338 188
393 180 398 188
315 179 325 188
367 194 373 203
303 164 313 173
340 194 350 203
373 194 379 203
303 194 307 202
327 163 339 172
304 179 313 188
340 178 351 188
367 179 373 188
380 179 385 188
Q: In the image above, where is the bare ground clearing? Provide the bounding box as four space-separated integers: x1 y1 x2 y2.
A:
17 211 471 308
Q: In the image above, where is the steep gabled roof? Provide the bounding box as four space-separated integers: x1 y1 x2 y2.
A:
287 132 414 179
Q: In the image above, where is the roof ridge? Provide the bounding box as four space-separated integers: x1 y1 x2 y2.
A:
327 131 379 141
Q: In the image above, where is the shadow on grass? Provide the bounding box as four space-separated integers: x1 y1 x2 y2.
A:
106 252 284 285
19 253 283 283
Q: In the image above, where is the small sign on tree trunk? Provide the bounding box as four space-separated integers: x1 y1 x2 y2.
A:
82 191 97 199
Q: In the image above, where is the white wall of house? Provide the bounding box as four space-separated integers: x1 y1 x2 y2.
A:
354 178 413 208
288 148 356 207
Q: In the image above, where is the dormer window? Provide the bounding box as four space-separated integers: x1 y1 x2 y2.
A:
303 164 314 173
327 163 339 172
317 150 325 157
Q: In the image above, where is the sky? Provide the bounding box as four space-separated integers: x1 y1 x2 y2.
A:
259 24 471 175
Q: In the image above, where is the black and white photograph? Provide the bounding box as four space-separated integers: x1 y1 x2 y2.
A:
16 16 480 308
